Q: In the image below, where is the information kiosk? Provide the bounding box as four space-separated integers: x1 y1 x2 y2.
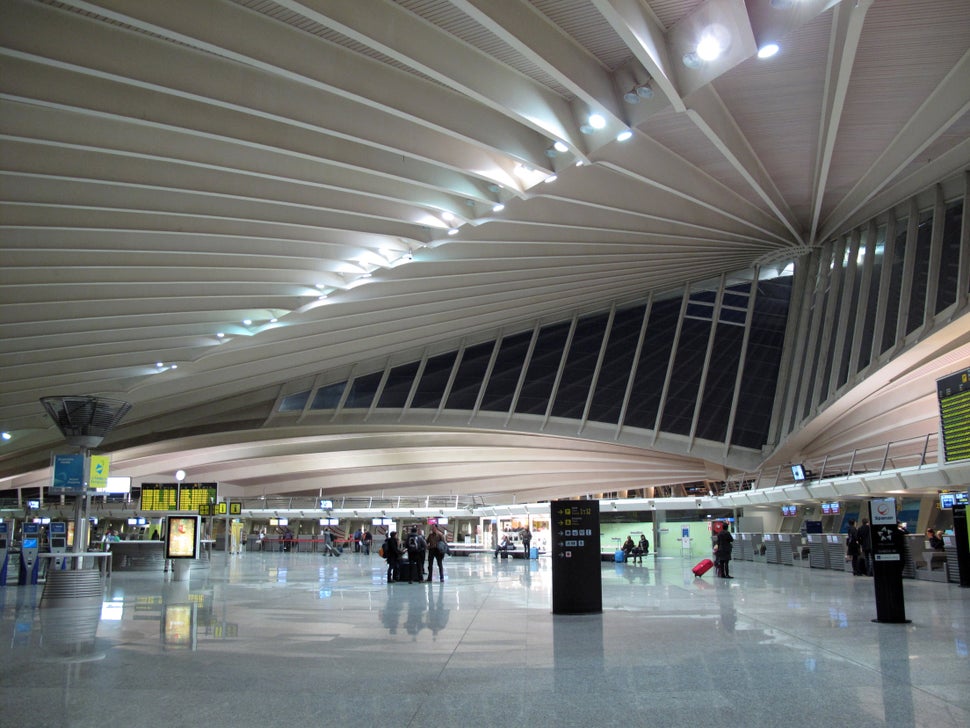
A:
0 522 9 586
19 523 41 585
49 522 68 570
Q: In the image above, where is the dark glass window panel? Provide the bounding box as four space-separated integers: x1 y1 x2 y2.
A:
837 239 864 389
732 278 792 449
279 390 310 412
446 341 495 410
345 371 382 409
818 243 849 404
515 322 570 415
589 305 646 425
695 283 750 441
378 361 420 408
906 210 933 334
856 225 886 373
802 252 832 420
624 297 680 429
880 218 907 353
311 382 345 410
660 316 711 436
411 351 457 409
551 313 609 419
935 200 964 313
481 330 533 412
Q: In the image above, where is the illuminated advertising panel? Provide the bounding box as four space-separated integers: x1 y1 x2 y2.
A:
165 516 200 559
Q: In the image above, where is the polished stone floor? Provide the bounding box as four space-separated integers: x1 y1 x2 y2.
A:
1 550 968 728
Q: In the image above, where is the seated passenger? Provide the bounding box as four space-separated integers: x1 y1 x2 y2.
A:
926 528 944 551
621 535 635 562
494 534 511 559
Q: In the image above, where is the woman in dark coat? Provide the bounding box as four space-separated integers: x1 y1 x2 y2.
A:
714 524 735 578
383 531 401 583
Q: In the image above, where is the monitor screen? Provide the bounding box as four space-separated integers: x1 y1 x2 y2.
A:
0 538 7 549
104 476 131 494
821 503 832 514
50 522 67 534
791 464 806 481
829 502 840 514
27 500 40 509
940 493 956 509
782 505 797 517
137 517 147 526
320 500 333 510
51 537 66 549
23 538 38 549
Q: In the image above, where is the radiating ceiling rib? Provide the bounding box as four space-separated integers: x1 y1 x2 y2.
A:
808 0 871 245
270 0 583 154
819 48 970 240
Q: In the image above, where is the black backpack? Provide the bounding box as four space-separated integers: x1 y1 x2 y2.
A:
407 533 424 552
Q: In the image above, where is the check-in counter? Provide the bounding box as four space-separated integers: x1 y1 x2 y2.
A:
825 534 851 572
906 535 947 581
767 533 798 565
807 534 829 569
110 540 166 571
943 536 962 584
763 533 781 564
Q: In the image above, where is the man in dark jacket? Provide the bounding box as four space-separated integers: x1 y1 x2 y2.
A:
715 523 735 578
405 526 427 583
857 518 873 576
846 519 863 575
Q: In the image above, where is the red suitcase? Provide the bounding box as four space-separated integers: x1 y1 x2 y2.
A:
692 558 714 577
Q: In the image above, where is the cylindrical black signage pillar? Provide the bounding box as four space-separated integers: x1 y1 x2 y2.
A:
952 504 970 588
869 499 910 624
551 500 602 614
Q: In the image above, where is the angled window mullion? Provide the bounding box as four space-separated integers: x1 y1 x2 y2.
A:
828 230 860 396
400 349 429 420
505 322 541 427
893 198 920 349
331 365 357 422
795 243 831 426
775 253 814 442
923 184 946 330
724 268 759 454
847 219 878 381
297 372 326 423
470 334 503 422
652 286 691 444
579 304 616 434
870 212 898 365
435 339 466 422
959 171 970 311
543 314 578 431
616 293 652 440
689 273 727 447
364 360 392 422
810 238 844 413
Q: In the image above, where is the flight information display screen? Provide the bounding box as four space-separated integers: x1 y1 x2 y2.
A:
938 367 970 463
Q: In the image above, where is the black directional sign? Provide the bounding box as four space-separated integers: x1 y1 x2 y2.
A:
551 499 602 614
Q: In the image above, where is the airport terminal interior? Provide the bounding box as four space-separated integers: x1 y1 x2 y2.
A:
1 0 970 725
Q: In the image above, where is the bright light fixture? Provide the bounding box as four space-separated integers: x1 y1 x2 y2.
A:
156 361 164 368
216 332 225 338
243 319 252 325
616 129 633 142
270 318 278 323
588 113 606 129
492 203 505 212
553 141 569 153
447 227 460 235
758 43 779 59
696 34 723 61
544 174 558 184
441 211 455 222
2 432 13 440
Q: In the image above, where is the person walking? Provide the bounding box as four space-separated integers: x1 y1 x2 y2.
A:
714 523 734 578
362 529 373 555
846 519 863 575
405 526 427 583
425 525 446 581
383 531 401 583
521 527 533 559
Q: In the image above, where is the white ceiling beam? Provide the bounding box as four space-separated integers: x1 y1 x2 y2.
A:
272 0 583 155
820 47 970 240
808 0 872 244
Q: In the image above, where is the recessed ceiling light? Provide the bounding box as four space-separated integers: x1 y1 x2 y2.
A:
1 432 11 441
243 319 252 325
544 174 558 184
156 362 164 368
270 318 278 323
171 364 178 370
216 332 225 338
447 227 459 235
588 113 606 129
696 34 723 61
682 51 702 68
553 141 569 153
492 203 505 212
758 43 780 59
616 129 633 142
441 211 455 222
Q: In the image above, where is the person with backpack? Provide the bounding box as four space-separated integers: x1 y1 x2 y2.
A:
425 525 446 581
405 526 427 583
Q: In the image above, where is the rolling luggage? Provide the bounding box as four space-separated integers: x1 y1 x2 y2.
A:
614 550 625 563
692 558 714 577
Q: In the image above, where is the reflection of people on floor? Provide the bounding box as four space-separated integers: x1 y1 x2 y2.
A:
426 583 450 638
404 586 428 639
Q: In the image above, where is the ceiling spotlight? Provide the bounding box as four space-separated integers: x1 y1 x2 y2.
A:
243 319 252 325
447 227 460 235
758 43 780 59
624 89 639 104
682 51 702 69
616 129 633 142
171 364 178 369
580 124 593 135
492 202 505 213
588 113 606 129
553 140 569 153
441 211 455 222
216 332 225 338
270 317 278 323
544 174 558 183
156 362 164 368
636 83 653 99
1 432 12 441
696 34 723 61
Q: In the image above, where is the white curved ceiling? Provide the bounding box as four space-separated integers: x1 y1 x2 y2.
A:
1 0 969 499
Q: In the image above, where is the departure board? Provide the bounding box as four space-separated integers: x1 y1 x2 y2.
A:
141 483 178 511
938 368 970 463
178 483 217 511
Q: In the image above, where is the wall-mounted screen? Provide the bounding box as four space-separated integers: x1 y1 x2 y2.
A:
51 537 66 549
22 538 39 549
821 503 831 514
781 505 797 517
27 500 40 509
165 516 200 559
372 517 391 526
940 492 968 509
791 464 806 481
320 500 333 510
50 522 67 534
319 518 339 526
104 476 131 494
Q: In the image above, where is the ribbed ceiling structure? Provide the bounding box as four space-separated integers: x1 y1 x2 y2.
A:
1 0 969 500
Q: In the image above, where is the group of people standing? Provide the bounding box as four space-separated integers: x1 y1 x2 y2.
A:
382 525 449 583
846 518 873 576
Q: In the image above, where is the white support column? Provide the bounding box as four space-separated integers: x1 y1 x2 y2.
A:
364 357 392 422
724 269 760 455
400 348 429 419
870 212 898 363
810 237 845 412
958 171 970 311
689 274 727 448
434 339 466 422
652 286 691 444
616 295 652 441
542 315 578 431
893 199 920 348
847 219 878 382
922 184 946 331
505 322 541 427
828 229 861 396
470 334 503 423
796 242 831 425
579 304 616 435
